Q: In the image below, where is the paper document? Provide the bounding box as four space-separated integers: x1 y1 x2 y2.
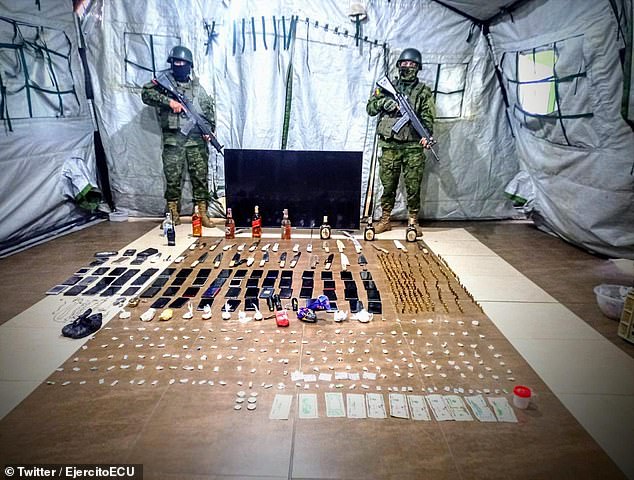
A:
269 394 293 420
347 393 367 418
426 394 453 421
407 395 431 421
465 395 497 422
488 397 518 423
366 393 387 418
389 393 410 419
444 395 474 421
298 393 319 419
325 392 346 418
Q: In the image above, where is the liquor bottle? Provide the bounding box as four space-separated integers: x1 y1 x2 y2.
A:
319 215 331 240
251 205 262 238
364 217 375 241
225 207 236 239
192 205 202 237
165 212 176 246
281 208 291 239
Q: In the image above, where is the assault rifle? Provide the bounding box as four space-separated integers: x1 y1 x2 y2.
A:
152 72 224 154
376 75 439 162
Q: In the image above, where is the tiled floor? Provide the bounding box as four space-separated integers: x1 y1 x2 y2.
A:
0 220 632 479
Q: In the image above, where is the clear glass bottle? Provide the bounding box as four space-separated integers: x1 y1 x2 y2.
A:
225 207 236 239
251 205 262 238
192 205 202 237
281 208 291 239
165 212 176 246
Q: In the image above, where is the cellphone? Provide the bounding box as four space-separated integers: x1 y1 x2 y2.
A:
163 286 180 297
46 285 68 295
210 277 227 288
161 268 176 277
201 286 221 298
218 269 232 278
326 301 339 312
192 276 208 287
363 280 377 291
225 287 241 298
367 289 381 301
93 267 110 276
151 297 171 309
279 278 292 288
367 301 383 314
77 275 98 286
197 268 212 277
224 299 241 312
234 269 247 279
229 278 243 288
197 298 214 310
340 271 353 281
299 287 313 299
266 270 279 279
344 280 357 291
320 271 333 280
278 287 293 299
360 271 372 280
245 287 259 297
301 278 314 288
250 269 263 278
259 287 274 299
176 268 193 278
323 290 338 301
168 297 189 308
182 286 200 297
137 247 159 257
123 249 137 256
244 297 259 311
140 286 161 298
110 267 127 276
63 285 87 296
151 277 169 288
323 280 336 290
344 289 359 300
100 286 121 297
121 286 141 296
262 277 276 288
170 277 187 286
75 267 91 275
246 278 260 288
302 271 315 280
281 270 293 279
349 299 363 313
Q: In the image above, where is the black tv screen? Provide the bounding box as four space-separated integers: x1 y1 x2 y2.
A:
224 149 363 229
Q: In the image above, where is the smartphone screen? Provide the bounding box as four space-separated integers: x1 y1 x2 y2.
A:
168 297 189 308
151 297 171 309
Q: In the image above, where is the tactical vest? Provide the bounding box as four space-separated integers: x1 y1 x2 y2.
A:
159 72 204 132
377 80 430 142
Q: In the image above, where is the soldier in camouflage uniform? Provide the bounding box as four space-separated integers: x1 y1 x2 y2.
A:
141 45 215 227
366 48 436 235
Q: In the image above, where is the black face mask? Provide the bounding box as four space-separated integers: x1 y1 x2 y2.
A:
172 63 191 82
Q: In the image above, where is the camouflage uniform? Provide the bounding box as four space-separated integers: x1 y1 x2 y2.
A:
366 77 435 217
141 72 215 204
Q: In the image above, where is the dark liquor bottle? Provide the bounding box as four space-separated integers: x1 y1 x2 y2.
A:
225 207 236 239
319 215 331 240
251 205 262 238
364 217 375 241
192 205 202 237
281 208 291 239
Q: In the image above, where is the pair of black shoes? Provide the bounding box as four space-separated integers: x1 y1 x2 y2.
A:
62 308 103 339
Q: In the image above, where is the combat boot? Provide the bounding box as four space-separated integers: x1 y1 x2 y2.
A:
196 201 215 228
408 213 423 237
374 209 392 234
167 201 180 225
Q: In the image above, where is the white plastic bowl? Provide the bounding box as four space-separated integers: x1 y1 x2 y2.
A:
593 284 632 320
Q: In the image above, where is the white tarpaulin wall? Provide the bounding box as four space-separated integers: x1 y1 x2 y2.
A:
0 0 632 259
0 0 98 256
83 0 518 221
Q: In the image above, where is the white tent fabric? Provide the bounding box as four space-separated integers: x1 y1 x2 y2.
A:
0 0 632 258
0 0 97 257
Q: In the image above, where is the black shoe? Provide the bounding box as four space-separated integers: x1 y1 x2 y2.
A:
62 308 103 339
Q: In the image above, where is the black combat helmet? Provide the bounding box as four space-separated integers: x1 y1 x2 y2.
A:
167 45 194 67
397 48 422 68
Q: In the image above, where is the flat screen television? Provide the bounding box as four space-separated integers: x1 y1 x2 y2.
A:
224 149 363 229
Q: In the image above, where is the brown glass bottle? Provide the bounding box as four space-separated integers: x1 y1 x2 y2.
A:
225 207 236 239
281 208 291 239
